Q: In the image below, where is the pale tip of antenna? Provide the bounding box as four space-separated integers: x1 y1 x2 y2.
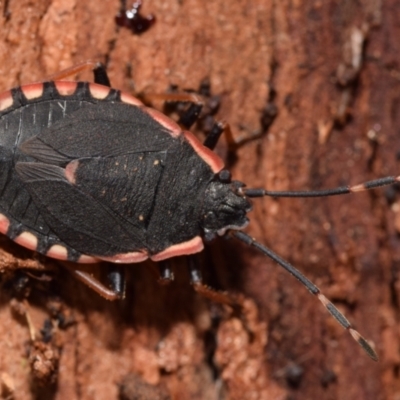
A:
351 183 365 192
396 176 400 182
317 293 329 307
349 328 379 361
349 327 361 341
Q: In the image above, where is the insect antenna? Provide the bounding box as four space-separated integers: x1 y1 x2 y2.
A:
232 230 378 361
244 176 400 198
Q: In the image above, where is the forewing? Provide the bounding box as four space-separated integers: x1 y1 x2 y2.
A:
19 102 177 163
16 162 146 256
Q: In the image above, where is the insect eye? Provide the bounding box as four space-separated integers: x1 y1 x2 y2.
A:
218 169 231 183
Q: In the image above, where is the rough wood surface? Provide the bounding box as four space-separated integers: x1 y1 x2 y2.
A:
0 1 399 399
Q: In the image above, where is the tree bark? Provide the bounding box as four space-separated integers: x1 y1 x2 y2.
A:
0 1 399 399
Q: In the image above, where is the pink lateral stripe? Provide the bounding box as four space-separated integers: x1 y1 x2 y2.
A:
0 90 13 111
0 214 10 234
54 81 78 96
47 244 69 260
151 236 204 262
183 131 224 173
89 83 112 99
98 251 148 264
14 232 38 251
120 92 144 107
142 106 182 138
77 254 100 264
21 83 44 100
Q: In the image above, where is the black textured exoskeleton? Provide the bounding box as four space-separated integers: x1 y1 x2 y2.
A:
0 61 398 361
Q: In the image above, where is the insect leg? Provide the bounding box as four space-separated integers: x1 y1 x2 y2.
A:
178 102 203 129
92 64 111 87
142 92 236 148
141 92 204 129
62 262 121 301
204 120 270 150
158 260 174 284
45 61 111 87
203 121 240 150
188 256 241 306
107 265 126 298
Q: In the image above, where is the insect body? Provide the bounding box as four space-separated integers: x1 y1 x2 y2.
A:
0 62 398 360
0 77 248 264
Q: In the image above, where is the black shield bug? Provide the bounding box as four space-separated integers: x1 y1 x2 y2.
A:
0 61 397 361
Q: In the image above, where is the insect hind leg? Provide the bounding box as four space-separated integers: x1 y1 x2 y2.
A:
45 61 111 87
107 265 126 298
61 262 123 301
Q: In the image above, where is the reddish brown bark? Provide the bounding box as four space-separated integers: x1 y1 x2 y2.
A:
0 1 399 399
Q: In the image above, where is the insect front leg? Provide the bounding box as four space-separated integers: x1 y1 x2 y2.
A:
141 92 204 129
203 121 238 151
187 256 241 307
187 256 265 341
141 91 239 151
